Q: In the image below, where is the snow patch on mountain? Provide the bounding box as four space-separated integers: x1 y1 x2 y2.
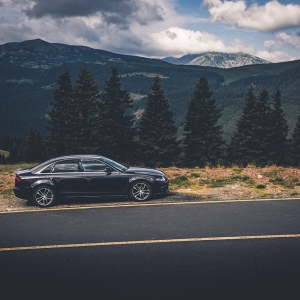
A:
162 52 270 68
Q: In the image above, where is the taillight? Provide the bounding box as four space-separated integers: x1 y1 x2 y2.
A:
15 176 22 184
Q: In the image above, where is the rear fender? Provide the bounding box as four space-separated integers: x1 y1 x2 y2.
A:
31 179 55 190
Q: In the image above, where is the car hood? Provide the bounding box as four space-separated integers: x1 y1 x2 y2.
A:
124 167 165 176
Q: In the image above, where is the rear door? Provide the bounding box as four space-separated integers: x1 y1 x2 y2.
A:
49 160 84 195
80 159 122 195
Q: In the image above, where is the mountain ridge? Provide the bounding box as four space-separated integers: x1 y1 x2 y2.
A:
0 38 128 69
162 52 270 68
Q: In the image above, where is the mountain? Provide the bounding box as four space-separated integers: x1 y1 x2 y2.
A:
162 52 270 68
161 54 201 65
0 39 300 143
0 38 121 69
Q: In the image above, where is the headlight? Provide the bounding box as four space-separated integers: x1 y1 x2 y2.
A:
155 175 167 182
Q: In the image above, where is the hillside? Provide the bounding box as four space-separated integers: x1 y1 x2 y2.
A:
0 39 300 142
162 52 270 68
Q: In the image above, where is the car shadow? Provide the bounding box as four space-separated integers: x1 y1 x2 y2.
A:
24 192 199 208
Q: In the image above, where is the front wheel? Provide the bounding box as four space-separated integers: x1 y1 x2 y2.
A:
32 186 56 207
130 181 152 202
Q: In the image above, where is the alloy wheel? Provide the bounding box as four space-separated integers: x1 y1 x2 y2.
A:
131 182 151 201
34 187 55 207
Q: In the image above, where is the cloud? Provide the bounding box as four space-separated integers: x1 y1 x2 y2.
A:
149 27 255 57
256 50 296 63
26 0 135 19
276 32 300 50
203 0 300 32
24 0 164 26
0 22 34 44
263 40 282 50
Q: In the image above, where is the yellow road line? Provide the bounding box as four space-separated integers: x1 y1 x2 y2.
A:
1 198 300 214
1 234 300 252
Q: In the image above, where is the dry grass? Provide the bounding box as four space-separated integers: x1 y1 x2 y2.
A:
161 165 300 200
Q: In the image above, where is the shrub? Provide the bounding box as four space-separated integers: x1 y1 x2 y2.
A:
190 172 200 178
256 184 266 189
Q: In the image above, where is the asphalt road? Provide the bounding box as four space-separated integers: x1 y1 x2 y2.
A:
1 199 300 300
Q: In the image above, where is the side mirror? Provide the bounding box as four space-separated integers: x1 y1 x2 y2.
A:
104 167 113 173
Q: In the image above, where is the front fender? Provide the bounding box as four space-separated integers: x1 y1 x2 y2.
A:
127 176 155 193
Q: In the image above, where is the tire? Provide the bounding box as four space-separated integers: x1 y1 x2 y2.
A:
129 181 152 202
32 186 56 208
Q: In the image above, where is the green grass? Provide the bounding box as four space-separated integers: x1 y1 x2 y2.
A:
269 177 295 189
232 168 243 174
262 169 284 178
208 175 251 188
209 179 226 188
231 175 250 181
169 175 191 188
190 172 200 178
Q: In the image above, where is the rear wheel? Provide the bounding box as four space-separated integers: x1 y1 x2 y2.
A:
129 181 152 202
33 186 56 207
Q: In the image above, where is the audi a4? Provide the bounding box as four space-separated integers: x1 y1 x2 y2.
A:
13 155 169 207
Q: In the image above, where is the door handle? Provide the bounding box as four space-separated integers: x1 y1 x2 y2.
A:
84 177 91 181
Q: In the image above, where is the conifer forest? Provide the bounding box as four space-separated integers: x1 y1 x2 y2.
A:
1 66 300 167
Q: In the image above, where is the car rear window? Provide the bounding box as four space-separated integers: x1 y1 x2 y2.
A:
52 160 79 173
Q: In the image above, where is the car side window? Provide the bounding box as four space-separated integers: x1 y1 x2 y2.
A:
52 160 79 173
81 160 110 172
40 164 53 173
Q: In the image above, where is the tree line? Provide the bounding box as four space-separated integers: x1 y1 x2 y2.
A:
1 65 300 167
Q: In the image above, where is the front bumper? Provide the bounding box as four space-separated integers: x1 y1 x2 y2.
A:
154 181 169 195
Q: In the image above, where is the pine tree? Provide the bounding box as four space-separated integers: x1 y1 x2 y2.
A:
269 88 288 165
7 136 25 163
101 67 136 162
183 77 223 167
290 113 300 166
255 88 273 165
228 86 256 166
137 76 179 167
47 71 74 156
71 66 102 154
24 126 47 163
229 87 287 166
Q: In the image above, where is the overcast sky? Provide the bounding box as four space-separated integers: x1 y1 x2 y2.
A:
0 0 300 62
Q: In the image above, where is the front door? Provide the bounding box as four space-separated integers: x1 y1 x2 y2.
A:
80 159 121 195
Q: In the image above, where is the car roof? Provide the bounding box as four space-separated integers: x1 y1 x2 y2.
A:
54 155 105 160
30 155 106 173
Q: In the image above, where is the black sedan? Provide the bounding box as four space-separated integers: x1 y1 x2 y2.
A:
13 155 169 207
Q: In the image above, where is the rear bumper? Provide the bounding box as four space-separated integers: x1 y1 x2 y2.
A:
13 186 31 200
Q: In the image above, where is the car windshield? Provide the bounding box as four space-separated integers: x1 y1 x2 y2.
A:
102 157 127 171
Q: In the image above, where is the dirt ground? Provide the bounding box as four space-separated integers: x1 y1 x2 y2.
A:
1 166 300 212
